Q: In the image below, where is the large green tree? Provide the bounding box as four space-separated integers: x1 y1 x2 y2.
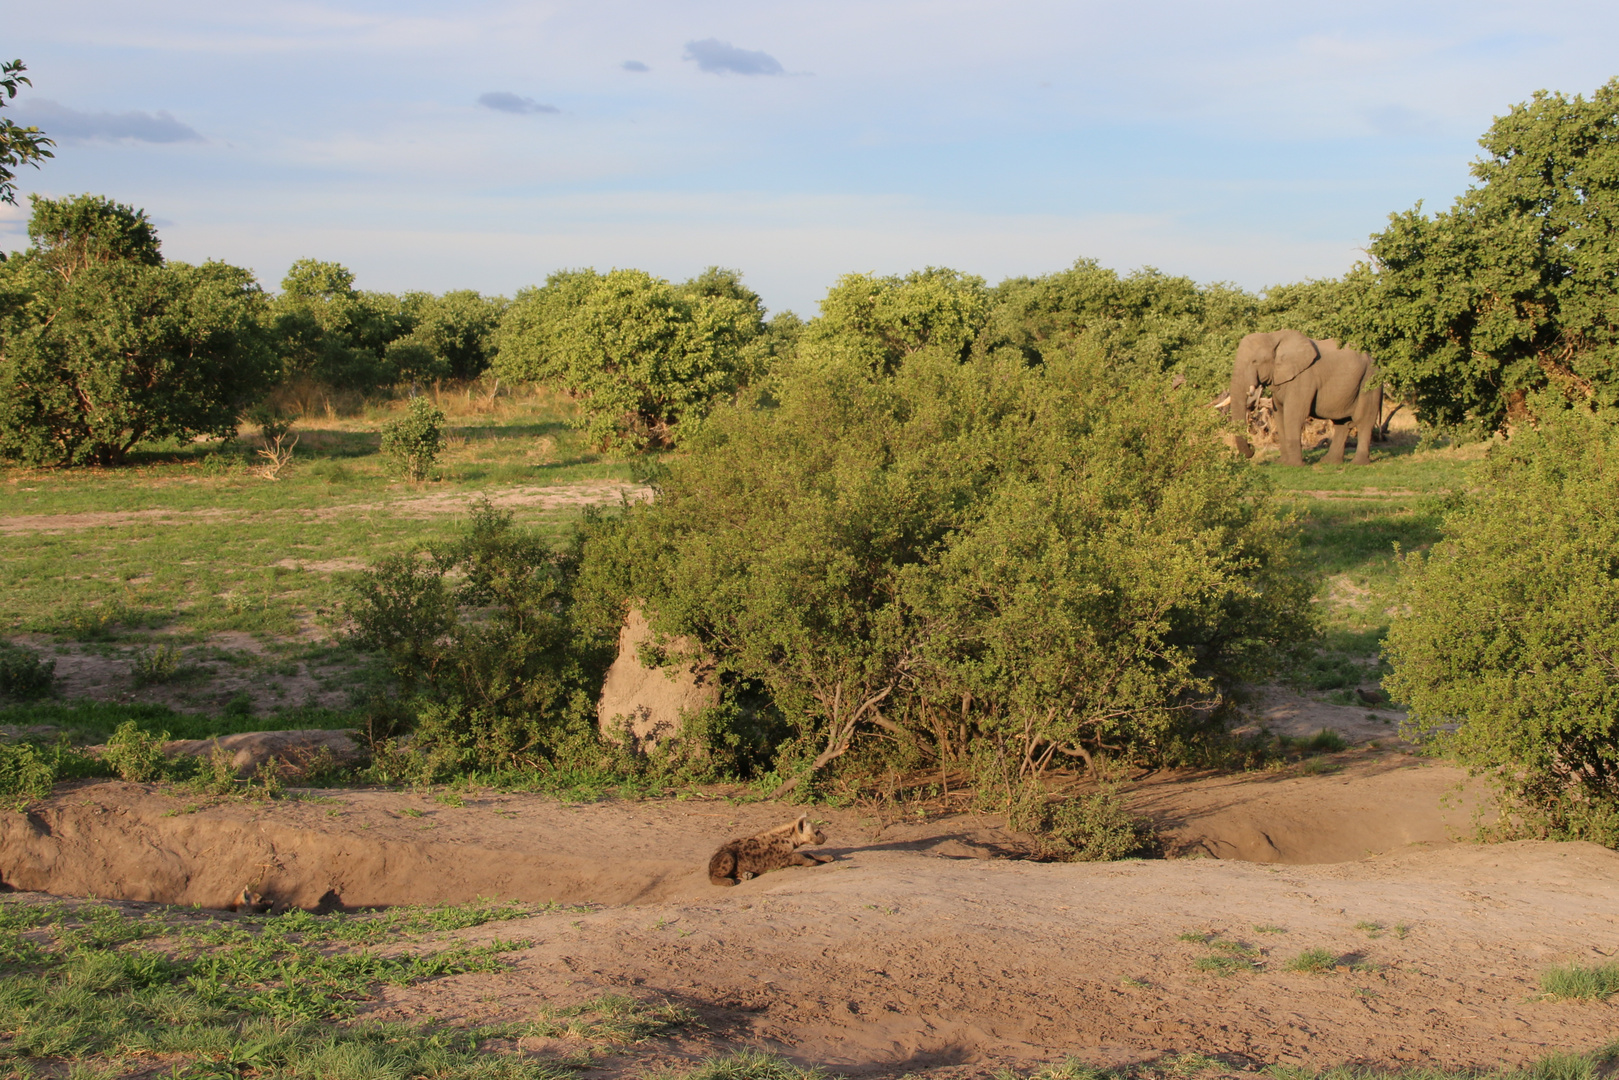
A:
391 289 507 382
0 196 274 466
1359 77 1619 434
495 267 764 450
269 258 412 390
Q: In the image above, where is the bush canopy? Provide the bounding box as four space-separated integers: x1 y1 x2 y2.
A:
1386 404 1619 831
0 195 274 466
495 266 768 450
586 340 1313 795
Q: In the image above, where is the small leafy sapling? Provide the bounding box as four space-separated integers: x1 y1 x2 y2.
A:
380 396 446 481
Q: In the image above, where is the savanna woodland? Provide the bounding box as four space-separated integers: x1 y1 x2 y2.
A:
3 48 1619 1080
4 73 1619 846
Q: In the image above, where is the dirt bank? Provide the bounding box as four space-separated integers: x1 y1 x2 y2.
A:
6 756 1607 1075
0 752 1485 910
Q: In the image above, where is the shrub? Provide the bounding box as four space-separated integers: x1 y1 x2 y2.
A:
811 267 991 373
130 644 182 686
0 641 55 699
986 259 1254 395
1299 729 1347 754
1385 405 1619 836
346 500 617 769
1011 781 1156 862
628 701 790 785
103 720 170 783
588 339 1313 799
0 740 54 810
379 396 446 480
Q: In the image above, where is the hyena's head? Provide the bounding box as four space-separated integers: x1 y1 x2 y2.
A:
793 814 826 847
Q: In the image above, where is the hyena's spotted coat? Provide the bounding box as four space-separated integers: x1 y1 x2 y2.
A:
708 814 831 886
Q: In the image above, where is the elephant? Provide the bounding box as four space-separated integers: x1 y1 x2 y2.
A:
1229 330 1383 466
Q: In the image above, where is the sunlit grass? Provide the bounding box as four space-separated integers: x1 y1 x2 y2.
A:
0 385 640 645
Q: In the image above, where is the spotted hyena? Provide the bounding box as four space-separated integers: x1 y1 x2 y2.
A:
708 813 831 886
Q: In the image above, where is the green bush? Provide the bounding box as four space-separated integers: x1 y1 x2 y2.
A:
1011 781 1156 862
379 396 446 480
985 259 1255 395
0 740 54 810
1386 405 1619 837
0 641 55 699
586 338 1313 799
345 500 617 770
103 720 170 782
130 643 182 687
624 701 790 785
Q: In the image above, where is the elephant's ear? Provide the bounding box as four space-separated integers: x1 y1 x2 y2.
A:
1272 332 1319 386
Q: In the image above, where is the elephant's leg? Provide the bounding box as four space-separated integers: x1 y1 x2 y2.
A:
1324 420 1350 465
1351 388 1379 465
1276 395 1306 466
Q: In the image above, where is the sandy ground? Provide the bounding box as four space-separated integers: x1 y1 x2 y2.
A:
5 752 1614 1075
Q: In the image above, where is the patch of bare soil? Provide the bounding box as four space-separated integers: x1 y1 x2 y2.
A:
1134 750 1487 861
0 481 651 535
4 756 1610 1075
10 632 356 716
1232 684 1404 746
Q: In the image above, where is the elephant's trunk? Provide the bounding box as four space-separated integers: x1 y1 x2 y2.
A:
1229 357 1258 436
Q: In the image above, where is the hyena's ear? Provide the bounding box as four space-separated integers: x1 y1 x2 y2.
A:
795 813 808 826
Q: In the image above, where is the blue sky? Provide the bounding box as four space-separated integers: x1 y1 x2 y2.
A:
5 1 1618 316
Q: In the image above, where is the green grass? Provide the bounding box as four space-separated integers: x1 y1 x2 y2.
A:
1540 961 1619 1001
1258 436 1486 494
651 1049 826 1080
1268 1042 1619 1080
1284 947 1339 973
0 896 688 1080
986 1041 1619 1080
1180 933 1265 975
522 992 694 1043
0 700 362 742
1248 440 1481 688
0 389 646 748
1 389 636 646
1193 954 1261 975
